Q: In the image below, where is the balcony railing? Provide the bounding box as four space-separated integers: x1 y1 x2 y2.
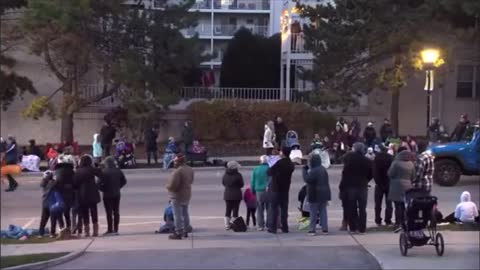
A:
290 33 326 54
185 24 268 37
190 0 271 11
214 24 268 36
180 87 311 102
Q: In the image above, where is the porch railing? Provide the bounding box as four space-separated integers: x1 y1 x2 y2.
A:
180 87 311 102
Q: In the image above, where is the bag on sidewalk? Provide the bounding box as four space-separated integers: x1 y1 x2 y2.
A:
230 216 247 232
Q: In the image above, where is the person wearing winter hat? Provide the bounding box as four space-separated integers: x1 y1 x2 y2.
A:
166 153 194 240
222 161 244 230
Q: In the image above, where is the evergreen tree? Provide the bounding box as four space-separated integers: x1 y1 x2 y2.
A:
0 0 36 111
299 0 479 134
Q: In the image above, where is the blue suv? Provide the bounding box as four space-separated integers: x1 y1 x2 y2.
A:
427 128 480 186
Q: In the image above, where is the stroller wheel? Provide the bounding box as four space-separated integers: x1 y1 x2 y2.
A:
435 233 445 256
399 232 409 256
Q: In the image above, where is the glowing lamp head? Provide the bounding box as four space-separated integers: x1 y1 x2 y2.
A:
421 49 440 64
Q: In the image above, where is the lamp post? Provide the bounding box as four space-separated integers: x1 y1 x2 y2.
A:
421 49 440 135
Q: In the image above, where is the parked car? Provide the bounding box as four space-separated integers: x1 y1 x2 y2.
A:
427 128 480 186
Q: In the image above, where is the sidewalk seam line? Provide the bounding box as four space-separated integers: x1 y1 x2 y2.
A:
350 234 384 270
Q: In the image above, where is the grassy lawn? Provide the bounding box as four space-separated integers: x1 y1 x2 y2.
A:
0 237 56 245
367 223 480 233
0 252 68 269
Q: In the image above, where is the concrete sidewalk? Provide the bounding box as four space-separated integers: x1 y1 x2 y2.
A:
0 239 93 257
354 231 480 270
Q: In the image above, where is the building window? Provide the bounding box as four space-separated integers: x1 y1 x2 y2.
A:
456 64 478 98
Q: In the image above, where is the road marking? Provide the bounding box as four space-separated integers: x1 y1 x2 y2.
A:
22 218 35 229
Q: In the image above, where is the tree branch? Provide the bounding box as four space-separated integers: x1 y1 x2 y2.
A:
44 42 67 83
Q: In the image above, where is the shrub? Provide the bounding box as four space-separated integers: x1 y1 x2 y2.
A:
187 100 336 141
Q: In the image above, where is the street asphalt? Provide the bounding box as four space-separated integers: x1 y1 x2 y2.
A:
1 166 479 269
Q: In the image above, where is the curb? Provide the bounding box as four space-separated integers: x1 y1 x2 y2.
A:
3 239 94 270
349 235 384 270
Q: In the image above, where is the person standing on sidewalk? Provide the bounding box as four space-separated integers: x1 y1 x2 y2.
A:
267 147 295 234
54 156 76 238
144 126 159 165
100 120 117 157
274 117 288 150
388 150 415 232
263 121 275 155
181 121 194 155
339 142 373 234
38 170 56 238
222 161 244 230
74 155 102 237
98 157 127 236
412 141 434 196
373 145 394 226
303 154 331 236
4 136 19 192
251 155 269 231
166 154 194 240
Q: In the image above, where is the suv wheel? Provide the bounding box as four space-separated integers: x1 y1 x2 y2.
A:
434 159 461 186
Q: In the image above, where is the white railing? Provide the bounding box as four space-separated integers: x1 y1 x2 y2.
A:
80 84 122 107
190 0 271 11
290 33 326 53
180 87 312 102
213 24 268 36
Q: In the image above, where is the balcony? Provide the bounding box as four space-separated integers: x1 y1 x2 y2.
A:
190 0 271 11
180 87 311 102
213 24 268 37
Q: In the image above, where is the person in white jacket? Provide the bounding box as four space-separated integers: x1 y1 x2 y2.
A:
444 191 479 223
263 121 276 155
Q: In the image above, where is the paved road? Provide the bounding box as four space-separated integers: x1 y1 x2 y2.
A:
1 167 478 269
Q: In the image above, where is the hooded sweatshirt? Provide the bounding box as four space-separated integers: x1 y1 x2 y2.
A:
454 191 479 223
92 134 103 158
303 154 331 203
387 150 415 202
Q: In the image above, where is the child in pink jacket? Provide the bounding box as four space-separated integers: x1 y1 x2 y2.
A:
243 187 257 227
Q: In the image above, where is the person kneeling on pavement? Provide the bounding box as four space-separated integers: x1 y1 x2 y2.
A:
165 154 194 240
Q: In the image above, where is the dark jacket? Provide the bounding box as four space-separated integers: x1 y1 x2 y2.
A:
363 127 377 143
182 125 194 145
268 157 295 193
100 125 116 145
74 166 102 205
4 142 18 165
222 169 244 201
339 151 373 191
380 124 393 141
373 152 394 190
40 176 56 208
54 163 75 206
98 158 127 199
274 122 288 145
451 121 469 141
303 155 331 203
144 129 158 151
28 145 44 160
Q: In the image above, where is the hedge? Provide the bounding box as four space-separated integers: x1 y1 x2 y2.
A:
187 100 336 141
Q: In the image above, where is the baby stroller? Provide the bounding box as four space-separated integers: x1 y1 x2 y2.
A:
399 189 445 256
115 140 137 169
286 130 300 149
286 130 303 164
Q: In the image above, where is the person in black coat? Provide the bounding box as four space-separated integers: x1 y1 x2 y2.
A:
4 136 19 192
144 127 158 165
274 116 288 150
74 155 102 237
100 121 117 157
339 142 373 234
450 114 470 142
373 145 394 226
363 122 377 148
98 157 127 235
54 157 76 236
222 161 244 230
379 119 394 143
38 171 58 237
267 147 295 233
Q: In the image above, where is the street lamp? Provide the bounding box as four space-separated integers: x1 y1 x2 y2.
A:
421 49 440 134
